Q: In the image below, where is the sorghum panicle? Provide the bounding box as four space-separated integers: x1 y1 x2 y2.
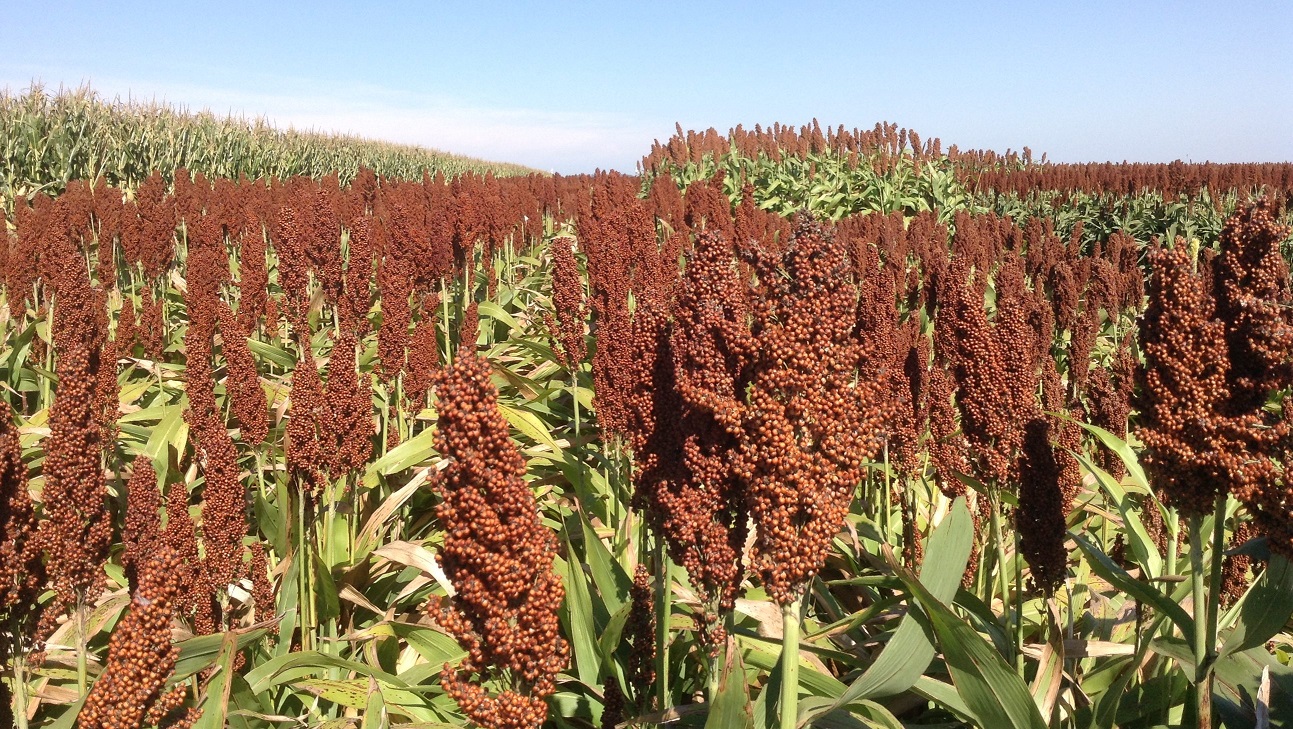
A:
545 236 587 370
739 216 886 606
428 352 567 729
78 546 198 729
1135 242 1233 516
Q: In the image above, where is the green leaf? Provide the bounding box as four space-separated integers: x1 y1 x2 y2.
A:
390 622 467 666
173 628 269 681
243 650 408 694
246 337 296 368
578 511 632 617
370 425 438 475
1029 606 1064 719
806 496 974 724
1219 552 1293 659
1068 418 1150 492
1074 450 1162 577
44 697 87 729
362 676 390 729
1072 532 1194 641
499 402 559 451
559 550 601 686
294 677 370 708
194 632 238 729
477 300 518 332
910 676 974 723
798 697 905 729
705 642 753 729
889 548 1047 729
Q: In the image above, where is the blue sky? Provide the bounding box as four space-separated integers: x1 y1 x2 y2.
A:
4 1 1291 173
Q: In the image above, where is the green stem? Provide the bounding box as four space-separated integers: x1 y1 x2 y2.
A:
76 594 87 695
1188 513 1210 729
298 488 314 652
654 540 671 716
989 490 1012 638
571 369 580 441
440 278 452 365
779 595 803 729
706 638 723 704
881 443 891 542
1165 506 1180 579
14 650 28 729
1014 529 1025 677
1201 493 1228 727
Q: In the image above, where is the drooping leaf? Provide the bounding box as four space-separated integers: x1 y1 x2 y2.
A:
1220 553 1293 660
889 548 1047 729
705 642 753 729
806 496 974 724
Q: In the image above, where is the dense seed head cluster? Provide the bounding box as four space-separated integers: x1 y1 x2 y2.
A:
623 298 683 477
1135 243 1233 516
925 355 971 496
218 302 269 444
321 330 374 478
646 173 686 234
1214 200 1293 412
1086 334 1136 478
38 201 113 617
78 546 197 729
6 196 43 312
1213 202 1293 554
189 391 251 629
1017 418 1070 593
739 217 887 605
580 174 644 436
936 257 1039 487
0 407 44 656
851 233 921 475
1067 305 1101 398
404 296 443 409
638 230 752 645
122 456 163 591
137 289 167 360
236 204 271 332
287 341 327 492
682 172 736 242
624 565 657 711
733 182 792 255
961 156 1293 202
1219 520 1257 607
341 215 376 332
428 352 567 729
376 253 414 383
120 172 177 281
545 236 587 369
272 184 342 329
160 480 205 634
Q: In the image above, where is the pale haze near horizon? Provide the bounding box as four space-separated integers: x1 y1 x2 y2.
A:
3 1 1290 174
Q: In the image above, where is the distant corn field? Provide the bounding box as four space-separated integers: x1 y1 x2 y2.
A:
0 84 538 212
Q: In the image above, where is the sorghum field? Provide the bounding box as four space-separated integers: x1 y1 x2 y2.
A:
2 89 1293 729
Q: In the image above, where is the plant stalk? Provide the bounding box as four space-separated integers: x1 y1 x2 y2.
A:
14 651 28 729
989 490 1012 649
1202 493 1228 727
1014 529 1025 677
76 593 88 694
655 540 671 716
1188 513 1210 729
779 595 803 729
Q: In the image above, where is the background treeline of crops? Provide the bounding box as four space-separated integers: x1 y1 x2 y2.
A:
0 84 538 212
643 120 1293 244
